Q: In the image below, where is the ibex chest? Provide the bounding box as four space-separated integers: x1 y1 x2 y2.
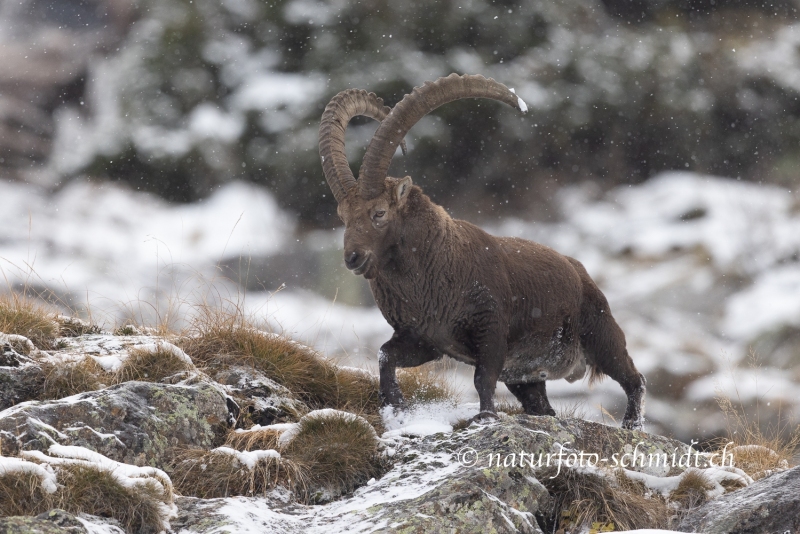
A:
370 271 503 354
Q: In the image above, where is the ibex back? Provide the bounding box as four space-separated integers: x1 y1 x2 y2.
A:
319 73 646 429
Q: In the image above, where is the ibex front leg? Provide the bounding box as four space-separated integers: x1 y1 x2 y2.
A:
470 329 507 421
378 330 442 408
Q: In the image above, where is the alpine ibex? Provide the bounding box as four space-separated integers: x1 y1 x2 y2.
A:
318 74 645 429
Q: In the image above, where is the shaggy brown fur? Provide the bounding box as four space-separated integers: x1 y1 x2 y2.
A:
320 75 646 428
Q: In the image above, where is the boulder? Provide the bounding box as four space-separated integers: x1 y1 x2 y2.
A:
0 380 232 468
678 465 800 534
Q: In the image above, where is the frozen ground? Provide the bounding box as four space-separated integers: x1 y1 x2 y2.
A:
1 172 799 442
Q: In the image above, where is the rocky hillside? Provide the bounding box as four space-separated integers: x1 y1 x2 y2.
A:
1 304 796 534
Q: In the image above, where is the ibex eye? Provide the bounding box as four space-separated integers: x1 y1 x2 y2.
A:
374 210 386 218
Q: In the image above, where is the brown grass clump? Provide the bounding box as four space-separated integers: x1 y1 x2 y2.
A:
714 362 800 479
191 410 385 502
57 316 102 337
39 358 107 400
0 293 59 350
669 469 715 508
496 398 525 415
54 464 166 534
0 471 50 516
283 411 382 501
544 467 671 532
225 427 283 452
115 345 194 384
0 461 168 533
180 307 383 413
557 400 589 420
171 448 306 499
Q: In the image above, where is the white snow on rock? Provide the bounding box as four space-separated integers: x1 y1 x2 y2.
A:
563 172 800 275
0 333 36 354
381 401 480 438
724 263 800 339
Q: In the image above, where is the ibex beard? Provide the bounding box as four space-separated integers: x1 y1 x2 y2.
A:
319 73 646 430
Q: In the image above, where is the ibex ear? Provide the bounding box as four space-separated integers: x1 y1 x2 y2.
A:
395 176 413 206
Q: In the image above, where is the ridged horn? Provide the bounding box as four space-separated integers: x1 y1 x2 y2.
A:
358 73 527 200
319 89 406 204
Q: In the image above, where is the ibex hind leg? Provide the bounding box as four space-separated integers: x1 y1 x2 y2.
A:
581 322 646 431
506 381 556 417
378 331 442 408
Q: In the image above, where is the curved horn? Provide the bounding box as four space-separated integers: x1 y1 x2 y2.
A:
319 89 406 204
358 73 527 200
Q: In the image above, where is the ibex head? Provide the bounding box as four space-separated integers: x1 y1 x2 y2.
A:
319 74 527 279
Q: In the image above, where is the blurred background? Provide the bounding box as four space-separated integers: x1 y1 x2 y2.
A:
2 0 800 444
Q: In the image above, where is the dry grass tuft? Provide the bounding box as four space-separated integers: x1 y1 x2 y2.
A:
670 469 715 508
283 412 382 501
0 293 59 350
171 448 306 499
397 365 458 405
225 427 283 452
173 411 384 502
714 355 800 479
115 346 194 384
495 398 525 415
0 462 168 533
57 316 102 337
557 400 589 420
54 463 166 534
0 471 49 516
544 467 671 532
179 307 383 413
39 357 107 400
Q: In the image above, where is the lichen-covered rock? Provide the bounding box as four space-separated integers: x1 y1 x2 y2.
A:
212 365 308 426
0 380 232 468
171 414 703 533
0 359 42 411
678 465 800 534
0 515 82 534
368 468 549 534
171 492 307 534
0 509 123 534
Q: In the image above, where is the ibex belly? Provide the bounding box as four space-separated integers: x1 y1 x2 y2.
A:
501 336 585 385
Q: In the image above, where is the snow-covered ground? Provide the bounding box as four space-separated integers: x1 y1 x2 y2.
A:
1 172 798 441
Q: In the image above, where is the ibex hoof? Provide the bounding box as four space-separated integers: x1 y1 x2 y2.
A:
468 411 499 425
622 418 644 431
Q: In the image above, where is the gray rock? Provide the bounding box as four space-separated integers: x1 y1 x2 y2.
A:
0 380 231 468
212 365 309 426
678 465 800 534
0 515 83 534
172 414 702 533
0 509 122 534
0 362 43 411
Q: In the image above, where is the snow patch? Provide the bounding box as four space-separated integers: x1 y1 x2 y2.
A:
381 401 480 438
